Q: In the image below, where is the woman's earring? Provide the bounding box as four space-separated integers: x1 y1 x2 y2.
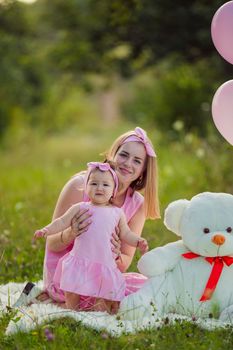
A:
136 175 143 186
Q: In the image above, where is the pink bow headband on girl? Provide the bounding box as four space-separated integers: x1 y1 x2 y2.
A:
85 162 119 197
121 127 156 157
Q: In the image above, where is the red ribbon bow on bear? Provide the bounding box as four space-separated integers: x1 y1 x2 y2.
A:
182 252 233 301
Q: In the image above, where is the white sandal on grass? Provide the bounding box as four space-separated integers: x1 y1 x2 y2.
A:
12 282 43 308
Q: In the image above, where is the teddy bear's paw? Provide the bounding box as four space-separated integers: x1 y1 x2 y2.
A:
219 305 233 323
119 296 142 320
119 294 156 320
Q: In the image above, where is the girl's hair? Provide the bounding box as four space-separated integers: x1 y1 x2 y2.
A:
104 130 160 220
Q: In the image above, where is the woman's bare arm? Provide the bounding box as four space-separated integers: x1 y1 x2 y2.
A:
46 175 92 252
116 204 146 272
118 213 141 247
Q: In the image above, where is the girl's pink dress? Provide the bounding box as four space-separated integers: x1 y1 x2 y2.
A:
43 178 147 308
56 204 126 301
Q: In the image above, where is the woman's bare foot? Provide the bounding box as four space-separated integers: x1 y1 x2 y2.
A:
109 301 119 314
56 302 67 309
93 298 110 312
93 298 119 314
36 291 50 302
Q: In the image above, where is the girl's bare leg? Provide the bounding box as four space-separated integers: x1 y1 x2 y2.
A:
65 291 80 310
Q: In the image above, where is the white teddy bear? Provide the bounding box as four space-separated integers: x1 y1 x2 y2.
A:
120 192 233 322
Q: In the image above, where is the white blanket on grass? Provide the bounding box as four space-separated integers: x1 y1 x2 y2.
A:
1 281 233 336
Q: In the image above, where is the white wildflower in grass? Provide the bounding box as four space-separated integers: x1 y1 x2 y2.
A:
14 202 24 211
173 120 184 132
196 148 205 159
184 133 194 144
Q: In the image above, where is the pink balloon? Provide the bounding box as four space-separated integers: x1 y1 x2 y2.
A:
212 80 233 145
211 1 233 64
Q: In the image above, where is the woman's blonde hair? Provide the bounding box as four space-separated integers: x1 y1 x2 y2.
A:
104 130 160 220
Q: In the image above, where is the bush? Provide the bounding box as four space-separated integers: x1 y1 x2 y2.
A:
121 57 222 136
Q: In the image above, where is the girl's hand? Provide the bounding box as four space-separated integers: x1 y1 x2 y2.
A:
137 238 149 255
111 226 121 259
34 228 49 239
70 208 92 238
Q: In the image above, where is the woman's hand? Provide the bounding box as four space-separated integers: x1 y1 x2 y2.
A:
70 208 92 239
111 226 121 259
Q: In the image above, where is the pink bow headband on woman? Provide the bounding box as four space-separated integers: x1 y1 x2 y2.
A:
121 127 156 157
85 162 119 197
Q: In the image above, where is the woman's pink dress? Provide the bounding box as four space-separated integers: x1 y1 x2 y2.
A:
43 179 147 308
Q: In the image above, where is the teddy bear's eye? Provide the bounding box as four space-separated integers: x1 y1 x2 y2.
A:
203 228 210 234
226 227 232 233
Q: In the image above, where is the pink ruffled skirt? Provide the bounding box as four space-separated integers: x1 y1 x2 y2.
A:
46 252 148 309
56 254 126 301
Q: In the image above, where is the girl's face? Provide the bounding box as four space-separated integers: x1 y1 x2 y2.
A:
113 141 147 185
86 169 115 205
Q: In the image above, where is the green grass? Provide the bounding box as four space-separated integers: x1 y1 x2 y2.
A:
0 122 233 349
2 313 233 350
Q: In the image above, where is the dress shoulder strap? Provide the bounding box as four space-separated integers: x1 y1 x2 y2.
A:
122 188 144 223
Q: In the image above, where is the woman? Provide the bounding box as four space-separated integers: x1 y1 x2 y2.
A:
43 126 160 310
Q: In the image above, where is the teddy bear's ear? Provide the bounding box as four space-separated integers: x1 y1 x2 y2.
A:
164 199 189 236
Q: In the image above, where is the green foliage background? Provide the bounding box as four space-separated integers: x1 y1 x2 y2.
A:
0 0 233 348
0 0 232 137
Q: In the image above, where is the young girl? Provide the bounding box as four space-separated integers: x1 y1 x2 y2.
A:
34 162 148 313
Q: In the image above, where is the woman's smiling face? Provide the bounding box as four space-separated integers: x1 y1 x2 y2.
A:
113 141 147 185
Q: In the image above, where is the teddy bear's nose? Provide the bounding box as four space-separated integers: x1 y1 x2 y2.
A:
211 234 225 246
